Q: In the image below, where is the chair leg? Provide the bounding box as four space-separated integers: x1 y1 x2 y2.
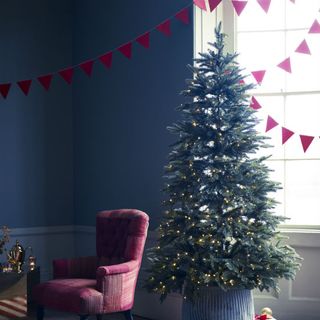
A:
123 310 133 320
36 305 44 320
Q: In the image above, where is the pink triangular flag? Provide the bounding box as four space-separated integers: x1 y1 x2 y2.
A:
37 74 53 91
251 70 266 84
309 20 320 33
250 96 262 110
156 20 171 37
266 115 278 132
117 43 132 59
175 8 190 24
300 135 314 152
0 83 11 99
59 68 74 84
231 1 248 16
289 0 295 3
193 0 206 11
295 39 311 55
208 0 222 12
136 32 150 48
99 52 113 69
17 79 32 96
282 127 294 144
277 57 291 73
79 60 94 76
257 0 271 13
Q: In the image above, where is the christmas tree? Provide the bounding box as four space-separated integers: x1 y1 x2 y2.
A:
146 24 301 302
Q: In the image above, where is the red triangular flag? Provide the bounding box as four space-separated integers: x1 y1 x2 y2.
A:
17 79 32 96
251 70 266 84
193 0 206 11
136 32 150 48
266 115 278 132
295 39 311 55
309 20 320 33
79 60 94 76
0 83 11 99
231 1 248 16
277 57 291 73
257 0 271 13
300 135 314 152
99 52 113 69
59 68 74 84
282 127 294 144
175 8 190 24
250 96 262 110
156 19 171 37
208 0 222 12
38 74 53 91
117 42 132 59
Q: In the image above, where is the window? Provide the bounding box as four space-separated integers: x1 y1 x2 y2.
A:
194 0 320 226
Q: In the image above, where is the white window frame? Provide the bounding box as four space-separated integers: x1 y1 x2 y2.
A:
193 1 320 230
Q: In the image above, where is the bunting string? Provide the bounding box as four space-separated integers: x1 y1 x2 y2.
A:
249 99 319 153
0 0 306 100
0 4 193 99
1 0 319 153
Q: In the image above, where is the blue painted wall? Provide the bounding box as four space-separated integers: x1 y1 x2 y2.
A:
0 1 193 229
73 0 193 228
0 1 74 227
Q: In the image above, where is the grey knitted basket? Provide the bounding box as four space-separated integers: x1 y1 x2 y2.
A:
182 286 255 320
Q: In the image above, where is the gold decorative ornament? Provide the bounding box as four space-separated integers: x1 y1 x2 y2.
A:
7 240 25 273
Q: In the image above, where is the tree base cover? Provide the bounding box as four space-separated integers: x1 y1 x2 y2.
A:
182 286 254 320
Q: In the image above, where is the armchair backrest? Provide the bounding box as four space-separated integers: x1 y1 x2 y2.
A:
96 209 149 266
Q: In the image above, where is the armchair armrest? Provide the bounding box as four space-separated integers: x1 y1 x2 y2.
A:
96 260 141 309
96 260 139 277
53 256 97 279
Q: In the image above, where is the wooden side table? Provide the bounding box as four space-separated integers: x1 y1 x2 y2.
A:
0 267 40 316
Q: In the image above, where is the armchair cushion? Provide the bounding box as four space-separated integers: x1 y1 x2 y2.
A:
33 278 103 314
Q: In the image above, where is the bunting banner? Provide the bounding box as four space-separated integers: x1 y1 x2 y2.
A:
249 20 320 85
208 0 222 12
257 0 272 13
251 70 266 84
0 4 192 99
79 60 94 77
156 20 172 37
1 0 319 153
295 39 311 54
37 74 53 91
193 0 207 11
250 96 262 110
309 19 320 33
282 127 294 145
265 115 279 132
232 1 248 16
262 113 318 152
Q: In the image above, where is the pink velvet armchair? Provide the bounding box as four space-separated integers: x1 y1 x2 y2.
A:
33 209 149 320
